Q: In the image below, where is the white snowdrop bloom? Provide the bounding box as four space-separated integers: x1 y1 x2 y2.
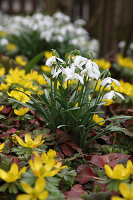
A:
40 31 52 41
88 39 99 53
129 43 133 50
32 24 38 30
118 41 126 48
46 56 64 67
103 90 125 100
62 66 84 84
0 38 9 46
46 56 57 66
51 67 62 78
81 60 100 80
70 39 79 46
100 77 120 87
53 12 70 23
74 19 86 26
55 35 64 42
74 55 87 70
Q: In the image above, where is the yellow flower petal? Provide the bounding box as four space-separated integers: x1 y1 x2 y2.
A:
104 164 113 178
21 182 33 194
0 169 8 181
18 166 27 178
0 142 4 152
35 178 46 193
16 136 28 147
111 197 125 200
34 135 43 145
0 106 3 111
9 163 18 176
16 194 31 200
33 154 43 173
119 183 130 198
47 149 56 158
25 133 33 144
38 191 49 200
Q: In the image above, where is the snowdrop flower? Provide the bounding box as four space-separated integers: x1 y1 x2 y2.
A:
46 56 64 67
51 67 62 78
81 60 100 80
100 77 120 87
118 41 126 48
63 66 84 84
74 19 86 26
103 90 125 100
74 55 87 70
129 42 133 50
46 56 57 66
0 38 9 46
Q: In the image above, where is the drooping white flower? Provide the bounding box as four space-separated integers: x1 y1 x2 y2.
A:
81 60 100 80
46 56 57 66
103 90 125 100
51 67 62 78
74 55 87 70
100 77 120 87
46 56 64 67
62 66 84 84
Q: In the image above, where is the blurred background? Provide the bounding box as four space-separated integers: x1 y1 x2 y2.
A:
0 0 133 58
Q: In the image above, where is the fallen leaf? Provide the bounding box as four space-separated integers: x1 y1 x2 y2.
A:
65 184 86 200
76 165 94 184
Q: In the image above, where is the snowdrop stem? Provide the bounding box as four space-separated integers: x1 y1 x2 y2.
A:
53 78 57 107
96 83 108 104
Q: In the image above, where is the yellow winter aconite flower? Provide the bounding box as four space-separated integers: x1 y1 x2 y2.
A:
112 80 133 97
0 106 3 111
117 54 133 70
0 163 27 183
15 56 27 66
0 83 9 90
94 59 111 70
26 71 47 85
8 88 31 103
112 182 133 200
44 51 52 59
104 160 133 180
0 31 7 36
0 67 6 76
0 142 4 152
16 177 48 200
29 150 67 178
14 107 29 116
93 113 105 125
41 65 51 73
9 67 25 77
15 133 44 148
6 43 17 51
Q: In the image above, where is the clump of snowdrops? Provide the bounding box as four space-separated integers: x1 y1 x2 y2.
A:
11 50 131 152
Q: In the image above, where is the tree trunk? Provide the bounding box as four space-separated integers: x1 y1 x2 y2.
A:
99 0 117 58
123 0 133 57
45 0 57 15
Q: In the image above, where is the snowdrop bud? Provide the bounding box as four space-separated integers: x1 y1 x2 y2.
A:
107 71 111 77
87 51 94 60
111 86 114 90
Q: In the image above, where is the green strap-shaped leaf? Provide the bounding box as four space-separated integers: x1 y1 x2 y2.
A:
25 51 44 73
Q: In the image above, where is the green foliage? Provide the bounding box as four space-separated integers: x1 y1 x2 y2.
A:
25 51 45 73
10 50 132 152
57 168 77 189
8 29 47 58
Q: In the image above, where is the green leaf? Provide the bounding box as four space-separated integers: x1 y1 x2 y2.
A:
25 51 44 73
0 183 9 192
